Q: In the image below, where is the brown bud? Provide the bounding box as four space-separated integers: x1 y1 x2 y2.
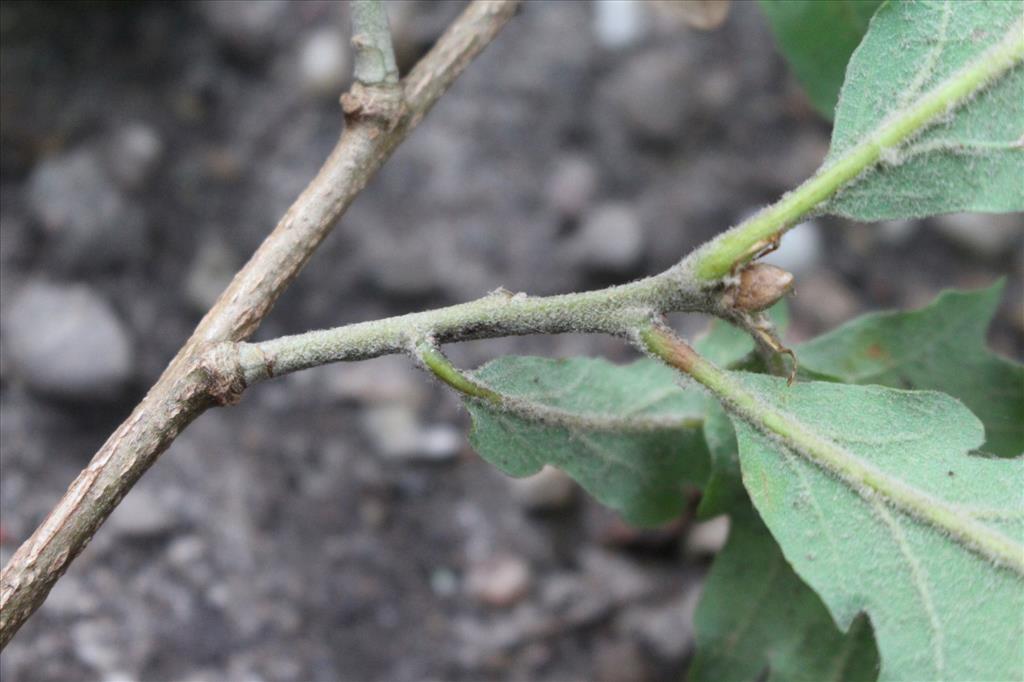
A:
732 264 794 312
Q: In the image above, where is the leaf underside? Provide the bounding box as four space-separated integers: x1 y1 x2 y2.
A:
798 282 1024 457
730 374 1024 682
690 501 879 682
824 0 1024 220
465 356 710 526
458 284 1022 680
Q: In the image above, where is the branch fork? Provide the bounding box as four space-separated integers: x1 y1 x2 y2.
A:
4 0 1022 650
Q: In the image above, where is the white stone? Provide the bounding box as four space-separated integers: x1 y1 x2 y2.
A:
571 202 645 272
466 555 532 607
685 515 730 556
3 282 135 400
508 465 576 512
299 29 350 97
593 0 645 49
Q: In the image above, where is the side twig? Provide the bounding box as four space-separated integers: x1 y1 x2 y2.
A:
0 0 521 649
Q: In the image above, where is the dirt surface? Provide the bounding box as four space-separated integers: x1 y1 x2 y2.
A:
1 2 1021 681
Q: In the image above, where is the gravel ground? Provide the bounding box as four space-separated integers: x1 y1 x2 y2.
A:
1 2 1021 681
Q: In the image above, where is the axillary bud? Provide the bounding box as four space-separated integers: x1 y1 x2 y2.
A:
732 263 794 312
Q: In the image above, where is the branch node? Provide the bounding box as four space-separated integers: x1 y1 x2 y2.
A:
341 82 405 129
199 343 247 406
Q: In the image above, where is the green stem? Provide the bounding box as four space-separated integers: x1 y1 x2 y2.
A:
351 0 400 86
690 18 1024 281
415 339 503 403
639 324 1024 576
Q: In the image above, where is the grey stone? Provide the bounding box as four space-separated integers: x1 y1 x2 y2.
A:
184 235 240 312
603 49 693 141
299 28 350 98
546 155 599 219
877 219 919 245
933 212 1022 259
465 555 532 607
418 424 463 461
40 574 99 617
684 515 730 557
791 271 861 331
362 405 457 462
196 0 287 58
322 355 427 408
107 485 179 539
3 282 135 400
362 405 419 458
0 215 31 267
508 465 576 512
570 202 645 273
104 122 164 190
593 0 648 49
593 637 652 682
70 618 123 672
579 548 653 602
26 149 148 272
621 588 700 663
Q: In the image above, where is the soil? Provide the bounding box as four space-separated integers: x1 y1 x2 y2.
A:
1 2 1020 681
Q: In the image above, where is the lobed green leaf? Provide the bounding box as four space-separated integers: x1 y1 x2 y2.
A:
797 282 1024 456
824 0 1024 220
730 375 1024 681
691 501 879 682
464 356 710 525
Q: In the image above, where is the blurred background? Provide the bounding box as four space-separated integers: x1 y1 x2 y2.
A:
1 1 1021 680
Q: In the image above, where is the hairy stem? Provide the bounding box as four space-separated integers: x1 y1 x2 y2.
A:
0 0 521 649
687 17 1024 281
351 0 400 86
234 281 697 386
3 0 1022 652
414 339 503 403
640 324 1024 575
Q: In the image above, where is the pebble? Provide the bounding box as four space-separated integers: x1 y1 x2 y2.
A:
184 235 239 312
106 486 179 539
791 271 861 331
360 403 415 456
299 28 350 98
361 405 459 462
70 618 123 672
508 465 576 512
104 122 164 190
196 0 287 59
547 155 599 219
570 202 645 273
593 638 652 682
593 0 646 49
621 588 700 663
322 356 427 408
417 424 464 461
684 515 730 557
604 50 693 141
465 555 532 607
877 219 919 245
41 574 99 617
26 149 148 272
932 212 1021 260
0 215 31 268
3 282 135 400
